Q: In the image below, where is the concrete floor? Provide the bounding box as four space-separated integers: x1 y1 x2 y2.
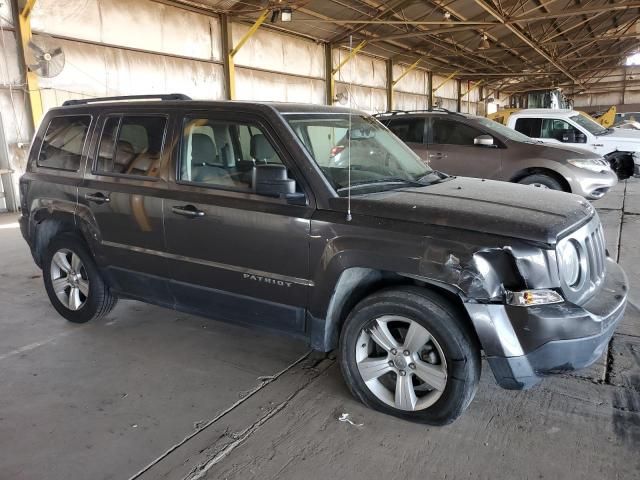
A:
1 182 639 480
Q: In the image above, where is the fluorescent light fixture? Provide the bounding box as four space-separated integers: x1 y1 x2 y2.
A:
281 7 292 22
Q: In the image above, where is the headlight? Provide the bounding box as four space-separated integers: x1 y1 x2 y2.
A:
567 158 611 172
557 239 582 288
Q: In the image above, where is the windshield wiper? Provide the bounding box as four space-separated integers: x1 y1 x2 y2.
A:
336 177 425 192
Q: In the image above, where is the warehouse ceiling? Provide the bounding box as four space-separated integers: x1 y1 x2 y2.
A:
164 0 640 94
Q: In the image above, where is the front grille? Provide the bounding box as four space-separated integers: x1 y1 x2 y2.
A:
559 216 607 305
584 222 607 286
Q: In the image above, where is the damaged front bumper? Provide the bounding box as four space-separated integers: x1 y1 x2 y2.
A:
464 257 628 390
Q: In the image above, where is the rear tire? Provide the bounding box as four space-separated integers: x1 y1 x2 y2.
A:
338 287 481 425
517 173 563 191
42 233 117 323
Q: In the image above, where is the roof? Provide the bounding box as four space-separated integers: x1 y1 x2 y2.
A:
514 109 578 116
172 0 640 97
52 96 365 115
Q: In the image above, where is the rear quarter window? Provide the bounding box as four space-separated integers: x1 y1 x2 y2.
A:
513 117 542 137
37 115 92 171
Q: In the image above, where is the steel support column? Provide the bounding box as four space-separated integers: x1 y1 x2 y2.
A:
325 43 334 104
13 0 42 128
386 59 393 111
227 9 269 100
427 71 433 109
456 79 462 112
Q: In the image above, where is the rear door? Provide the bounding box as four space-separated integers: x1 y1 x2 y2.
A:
161 110 314 334
77 110 173 304
426 117 502 178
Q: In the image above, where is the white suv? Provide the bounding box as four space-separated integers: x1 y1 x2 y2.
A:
506 109 640 179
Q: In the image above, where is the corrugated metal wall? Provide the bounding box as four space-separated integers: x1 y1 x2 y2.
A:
392 64 428 111
334 48 388 113
572 67 640 110
0 0 477 210
232 23 325 104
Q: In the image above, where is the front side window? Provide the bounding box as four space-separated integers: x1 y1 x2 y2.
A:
37 115 91 171
541 118 582 142
286 113 440 195
179 118 286 191
386 118 425 143
431 118 482 146
95 115 167 177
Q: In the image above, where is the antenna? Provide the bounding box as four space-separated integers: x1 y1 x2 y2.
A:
346 35 353 222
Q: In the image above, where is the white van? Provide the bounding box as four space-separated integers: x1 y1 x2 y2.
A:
506 109 640 179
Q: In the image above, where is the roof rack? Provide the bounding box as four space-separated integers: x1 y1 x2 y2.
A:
373 107 464 117
62 93 192 106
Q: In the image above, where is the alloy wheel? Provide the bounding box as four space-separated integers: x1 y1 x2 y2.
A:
355 315 447 411
50 248 90 311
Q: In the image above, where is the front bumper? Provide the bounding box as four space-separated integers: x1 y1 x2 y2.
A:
566 168 618 200
465 258 627 390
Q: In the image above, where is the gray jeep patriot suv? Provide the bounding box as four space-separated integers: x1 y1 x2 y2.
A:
19 94 628 425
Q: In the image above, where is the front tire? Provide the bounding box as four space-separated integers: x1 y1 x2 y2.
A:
43 233 117 323
517 173 563 191
339 287 480 425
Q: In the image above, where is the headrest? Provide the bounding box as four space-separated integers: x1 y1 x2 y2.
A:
250 134 276 161
191 133 216 162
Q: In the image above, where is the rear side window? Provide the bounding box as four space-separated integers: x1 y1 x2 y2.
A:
95 115 167 177
386 118 425 143
37 115 91 171
514 118 542 137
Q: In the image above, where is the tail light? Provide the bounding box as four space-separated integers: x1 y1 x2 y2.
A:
330 145 345 157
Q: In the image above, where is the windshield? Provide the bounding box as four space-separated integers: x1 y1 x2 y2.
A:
286 113 439 195
571 113 608 136
471 116 536 142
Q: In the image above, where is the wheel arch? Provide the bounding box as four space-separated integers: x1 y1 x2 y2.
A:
509 167 571 192
309 267 477 352
31 209 95 268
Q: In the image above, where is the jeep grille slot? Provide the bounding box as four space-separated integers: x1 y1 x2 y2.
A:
586 224 606 286
560 217 607 305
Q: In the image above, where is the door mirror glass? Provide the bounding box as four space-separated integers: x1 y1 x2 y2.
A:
474 134 494 147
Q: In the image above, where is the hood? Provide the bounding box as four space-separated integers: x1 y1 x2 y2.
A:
523 141 602 160
598 129 640 151
350 177 594 245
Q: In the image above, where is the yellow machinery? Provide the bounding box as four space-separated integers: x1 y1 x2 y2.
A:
595 106 616 127
486 109 520 125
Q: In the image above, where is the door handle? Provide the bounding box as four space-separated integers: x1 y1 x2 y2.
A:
85 192 110 204
428 152 446 159
172 205 205 218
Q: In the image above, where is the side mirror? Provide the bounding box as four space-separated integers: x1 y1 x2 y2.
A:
561 130 576 143
474 134 495 147
253 164 298 199
285 192 307 206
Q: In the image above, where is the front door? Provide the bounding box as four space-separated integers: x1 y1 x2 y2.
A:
162 112 313 334
426 117 502 178
384 117 429 165
77 112 173 304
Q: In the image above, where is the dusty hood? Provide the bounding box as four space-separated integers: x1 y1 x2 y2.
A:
350 177 594 245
